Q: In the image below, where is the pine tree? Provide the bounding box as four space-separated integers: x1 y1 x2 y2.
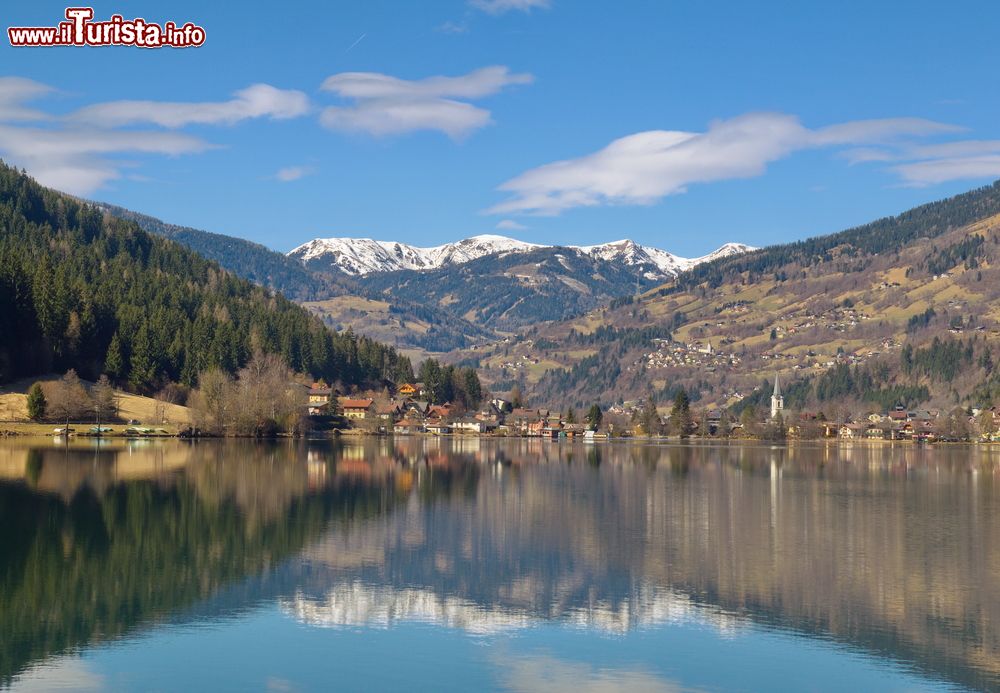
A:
129 323 157 393
26 382 46 421
104 332 125 382
671 389 692 437
511 384 524 409
585 403 603 431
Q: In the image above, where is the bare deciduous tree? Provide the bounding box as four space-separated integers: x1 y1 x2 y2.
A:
48 369 91 427
92 374 117 426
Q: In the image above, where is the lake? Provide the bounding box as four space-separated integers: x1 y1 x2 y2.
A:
1 438 998 692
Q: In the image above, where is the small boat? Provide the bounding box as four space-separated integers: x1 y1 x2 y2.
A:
53 427 76 436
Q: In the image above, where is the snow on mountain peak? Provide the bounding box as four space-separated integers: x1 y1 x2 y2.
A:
288 234 754 278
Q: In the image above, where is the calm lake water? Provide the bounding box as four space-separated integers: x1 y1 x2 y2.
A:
2 438 999 692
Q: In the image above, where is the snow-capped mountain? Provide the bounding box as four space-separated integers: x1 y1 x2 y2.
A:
288 234 543 276
289 234 753 278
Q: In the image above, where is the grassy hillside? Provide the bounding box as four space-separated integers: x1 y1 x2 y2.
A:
456 182 1000 413
0 375 191 431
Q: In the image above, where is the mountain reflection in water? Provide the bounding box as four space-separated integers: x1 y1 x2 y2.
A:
1 438 998 691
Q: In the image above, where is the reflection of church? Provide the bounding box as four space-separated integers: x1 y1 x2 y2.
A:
770 374 784 419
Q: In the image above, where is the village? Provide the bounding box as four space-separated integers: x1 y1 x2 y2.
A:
309 375 1000 444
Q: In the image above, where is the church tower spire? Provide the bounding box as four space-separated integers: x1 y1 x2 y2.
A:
770 373 784 419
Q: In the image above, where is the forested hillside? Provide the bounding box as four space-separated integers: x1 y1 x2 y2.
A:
0 163 412 392
361 247 669 332
93 201 334 301
675 180 1000 291
94 201 499 354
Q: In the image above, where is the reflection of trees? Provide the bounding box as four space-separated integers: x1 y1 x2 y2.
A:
3 439 1000 690
298 441 1000 691
0 441 408 686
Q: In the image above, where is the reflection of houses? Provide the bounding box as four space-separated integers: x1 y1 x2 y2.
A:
340 398 374 420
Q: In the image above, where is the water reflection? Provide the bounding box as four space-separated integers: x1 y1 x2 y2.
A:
1 439 999 691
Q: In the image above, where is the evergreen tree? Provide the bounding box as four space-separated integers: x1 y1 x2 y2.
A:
565 407 576 424
642 394 662 436
670 389 692 437
128 323 158 394
585 403 603 431
104 332 126 382
511 384 524 409
26 382 46 421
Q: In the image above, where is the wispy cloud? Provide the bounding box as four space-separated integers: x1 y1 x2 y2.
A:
843 139 1000 186
319 66 532 139
0 76 54 121
485 112 967 215
0 124 211 193
496 219 527 230
893 155 1000 187
68 84 310 128
0 76 310 195
470 0 551 14
436 20 470 34
274 165 315 182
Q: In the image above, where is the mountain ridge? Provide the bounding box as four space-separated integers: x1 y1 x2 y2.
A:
288 234 754 279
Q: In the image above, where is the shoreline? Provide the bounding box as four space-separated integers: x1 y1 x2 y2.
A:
2 424 999 447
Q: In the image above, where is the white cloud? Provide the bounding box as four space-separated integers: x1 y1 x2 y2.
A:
68 84 310 128
841 139 1000 186
893 155 1000 187
0 77 316 194
470 0 550 14
0 124 211 194
319 66 532 139
275 165 315 182
496 219 527 230
485 112 968 215
0 77 53 121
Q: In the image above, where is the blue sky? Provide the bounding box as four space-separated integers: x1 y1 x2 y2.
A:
3 0 1000 256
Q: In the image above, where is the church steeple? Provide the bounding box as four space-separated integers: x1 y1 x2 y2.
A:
770 373 784 419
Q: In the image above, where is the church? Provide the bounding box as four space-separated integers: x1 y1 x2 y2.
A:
770 374 784 419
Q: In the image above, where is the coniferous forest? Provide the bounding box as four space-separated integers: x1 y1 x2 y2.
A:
0 163 413 392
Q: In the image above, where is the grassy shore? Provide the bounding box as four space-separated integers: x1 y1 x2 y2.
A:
0 375 191 436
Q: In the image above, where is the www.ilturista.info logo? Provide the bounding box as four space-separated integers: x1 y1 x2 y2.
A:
8 7 206 48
